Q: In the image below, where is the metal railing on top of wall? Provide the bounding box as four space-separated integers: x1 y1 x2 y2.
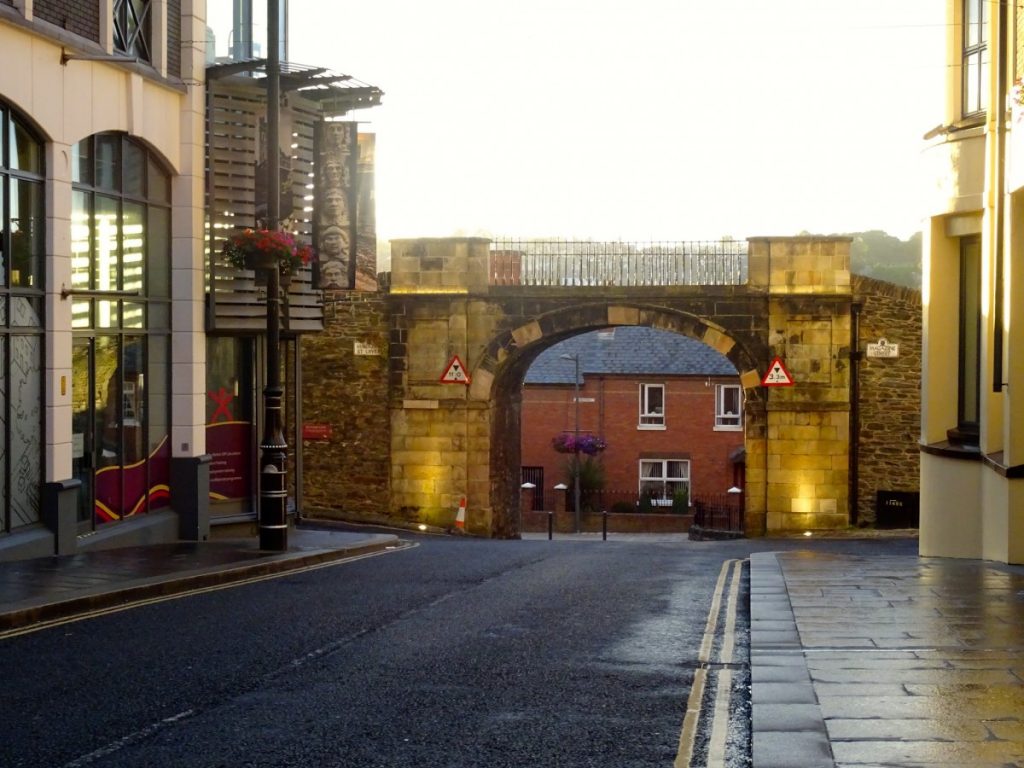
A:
489 239 748 288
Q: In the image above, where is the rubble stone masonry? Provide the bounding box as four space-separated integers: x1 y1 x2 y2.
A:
853 275 922 525
300 293 391 521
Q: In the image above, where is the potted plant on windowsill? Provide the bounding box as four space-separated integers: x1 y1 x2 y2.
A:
221 228 313 286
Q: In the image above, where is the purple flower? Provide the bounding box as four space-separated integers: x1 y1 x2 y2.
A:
552 432 607 455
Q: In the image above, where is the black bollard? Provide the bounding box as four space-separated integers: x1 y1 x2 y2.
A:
548 510 553 540
602 509 608 541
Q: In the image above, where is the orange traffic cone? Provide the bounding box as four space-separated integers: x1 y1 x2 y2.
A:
454 497 467 532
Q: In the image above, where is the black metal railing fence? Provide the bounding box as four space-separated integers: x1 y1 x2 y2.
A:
490 239 748 288
691 492 745 534
557 487 742 529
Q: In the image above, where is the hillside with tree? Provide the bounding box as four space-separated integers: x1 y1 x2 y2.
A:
835 230 921 288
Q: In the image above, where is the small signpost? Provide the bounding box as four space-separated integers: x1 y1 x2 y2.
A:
302 423 332 441
866 338 899 359
354 341 381 356
761 356 795 387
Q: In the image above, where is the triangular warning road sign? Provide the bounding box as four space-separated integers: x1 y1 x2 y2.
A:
440 355 471 384
761 356 795 387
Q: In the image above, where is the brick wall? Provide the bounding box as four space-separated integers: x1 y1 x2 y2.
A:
854 275 922 524
34 0 100 43
300 294 391 520
521 374 743 507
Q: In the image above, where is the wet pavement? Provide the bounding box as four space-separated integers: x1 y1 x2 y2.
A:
0 525 400 632
752 549 1024 767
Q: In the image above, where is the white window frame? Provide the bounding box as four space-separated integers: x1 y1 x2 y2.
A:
714 384 743 431
961 0 988 117
639 459 690 506
639 383 665 429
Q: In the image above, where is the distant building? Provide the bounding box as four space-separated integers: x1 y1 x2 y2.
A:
920 0 1024 562
520 327 744 512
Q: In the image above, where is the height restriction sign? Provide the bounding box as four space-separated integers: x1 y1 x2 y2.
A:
440 355 471 384
761 357 795 387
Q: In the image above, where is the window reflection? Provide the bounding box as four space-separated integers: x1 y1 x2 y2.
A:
10 178 42 288
71 191 91 290
72 133 172 527
8 115 42 174
95 196 120 296
0 104 44 534
123 202 145 294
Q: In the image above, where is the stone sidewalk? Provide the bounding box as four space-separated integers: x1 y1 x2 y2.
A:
0 526 400 632
751 550 1024 767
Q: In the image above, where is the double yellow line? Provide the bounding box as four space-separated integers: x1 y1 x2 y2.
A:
675 558 743 767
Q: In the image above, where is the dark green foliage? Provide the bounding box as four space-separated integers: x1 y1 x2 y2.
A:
638 492 654 514
849 230 921 288
671 488 690 514
565 456 606 513
610 500 635 515
800 229 922 288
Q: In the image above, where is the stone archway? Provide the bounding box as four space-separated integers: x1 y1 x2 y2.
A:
472 304 768 538
383 236 855 538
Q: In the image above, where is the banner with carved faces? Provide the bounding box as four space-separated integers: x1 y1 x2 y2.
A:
315 122 377 292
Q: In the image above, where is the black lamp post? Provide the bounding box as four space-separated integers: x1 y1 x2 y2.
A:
259 0 288 551
560 353 581 533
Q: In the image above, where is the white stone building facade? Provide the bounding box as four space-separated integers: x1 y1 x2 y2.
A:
0 0 208 559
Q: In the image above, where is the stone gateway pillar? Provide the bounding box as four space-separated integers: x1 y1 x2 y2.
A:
748 237 853 532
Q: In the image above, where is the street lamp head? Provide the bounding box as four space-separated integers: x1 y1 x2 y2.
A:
559 353 577 361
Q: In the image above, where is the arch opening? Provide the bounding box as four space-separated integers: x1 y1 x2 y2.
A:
481 305 767 538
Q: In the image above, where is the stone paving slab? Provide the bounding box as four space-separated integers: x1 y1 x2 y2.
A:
753 731 833 768
751 549 1024 768
754 703 830 733
750 553 833 767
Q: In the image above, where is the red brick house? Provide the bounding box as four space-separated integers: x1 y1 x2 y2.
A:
521 327 744 513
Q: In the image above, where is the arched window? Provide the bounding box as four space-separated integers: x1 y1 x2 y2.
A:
0 104 44 533
70 133 171 527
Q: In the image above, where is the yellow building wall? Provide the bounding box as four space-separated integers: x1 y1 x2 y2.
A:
920 454 982 559
920 0 1024 563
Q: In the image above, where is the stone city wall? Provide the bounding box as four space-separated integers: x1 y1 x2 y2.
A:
853 275 922 525
300 293 392 521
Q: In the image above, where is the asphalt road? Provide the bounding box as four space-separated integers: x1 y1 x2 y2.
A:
1 533 917 767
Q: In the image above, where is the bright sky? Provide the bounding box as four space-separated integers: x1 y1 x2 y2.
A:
289 1 946 243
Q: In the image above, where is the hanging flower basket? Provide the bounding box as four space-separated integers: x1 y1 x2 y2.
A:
221 228 313 280
552 432 608 456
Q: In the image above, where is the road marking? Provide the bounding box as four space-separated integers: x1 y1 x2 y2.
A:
60 710 196 767
675 558 741 767
707 559 742 765
0 542 416 641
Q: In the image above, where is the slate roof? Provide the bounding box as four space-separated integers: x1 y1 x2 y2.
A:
525 326 738 385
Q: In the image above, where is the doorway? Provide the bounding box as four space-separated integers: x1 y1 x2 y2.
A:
72 335 166 532
206 337 257 518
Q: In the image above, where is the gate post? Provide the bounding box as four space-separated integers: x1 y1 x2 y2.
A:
749 236 853 534
388 238 497 534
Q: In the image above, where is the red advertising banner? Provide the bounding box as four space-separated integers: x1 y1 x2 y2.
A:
93 435 171 522
206 421 252 501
